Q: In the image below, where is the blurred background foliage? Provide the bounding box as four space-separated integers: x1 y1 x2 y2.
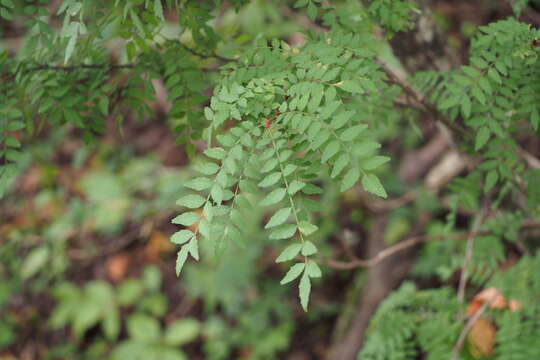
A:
1 0 540 359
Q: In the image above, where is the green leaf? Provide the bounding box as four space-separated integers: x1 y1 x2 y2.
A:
265 207 292 229
330 110 354 129
461 95 472 118
276 243 302 263
164 318 200 346
341 167 360 191
204 147 227 160
269 223 297 240
299 222 318 236
301 241 317 256
187 238 199 260
280 263 305 285
288 180 306 195
331 154 350 178
98 97 109 116
322 140 340 162
362 173 387 198
258 172 282 188
305 260 322 278
7 121 25 131
170 230 194 245
21 246 49 279
154 0 164 20
210 183 223 205
171 212 200 226
299 272 311 311
307 2 317 20
127 314 161 342
193 162 220 175
338 80 364 94
341 124 367 142
475 126 491 151
185 177 212 191
484 170 498 192
176 194 206 208
301 183 323 195
361 155 390 171
260 188 287 206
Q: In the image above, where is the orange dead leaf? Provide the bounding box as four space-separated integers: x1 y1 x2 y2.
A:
187 208 203 234
106 253 130 282
508 300 522 312
468 317 496 358
467 287 507 315
145 230 175 262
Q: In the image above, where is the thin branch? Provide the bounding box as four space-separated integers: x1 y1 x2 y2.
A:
451 291 499 360
319 231 481 270
181 44 232 63
24 63 135 72
376 60 468 136
517 146 540 169
457 207 488 302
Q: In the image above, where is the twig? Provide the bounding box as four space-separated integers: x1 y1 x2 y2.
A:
24 63 135 72
457 207 488 302
451 291 499 360
517 146 540 169
319 230 482 270
376 60 468 136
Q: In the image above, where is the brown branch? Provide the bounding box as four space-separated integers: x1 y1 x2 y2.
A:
451 291 499 360
319 231 480 270
24 63 135 72
457 207 488 302
376 60 468 136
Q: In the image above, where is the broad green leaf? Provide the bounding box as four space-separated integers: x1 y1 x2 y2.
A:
204 147 226 160
362 173 387 198
258 172 282 188
341 124 367 142
193 162 220 175
338 80 363 94
176 194 206 208
187 238 199 260
260 188 287 206
98 97 109 115
276 243 303 263
164 318 200 346
299 272 311 311
322 140 340 162
305 260 322 278
127 314 161 342
269 223 297 240
484 170 498 192
301 183 323 195
265 207 292 229
170 230 194 245
171 212 200 226
331 154 350 178
341 167 360 191
330 110 355 129
280 263 305 284
361 156 390 171
299 222 318 236
301 241 317 256
288 180 306 195
461 95 472 118
210 183 223 205
184 177 212 191
475 126 491 151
